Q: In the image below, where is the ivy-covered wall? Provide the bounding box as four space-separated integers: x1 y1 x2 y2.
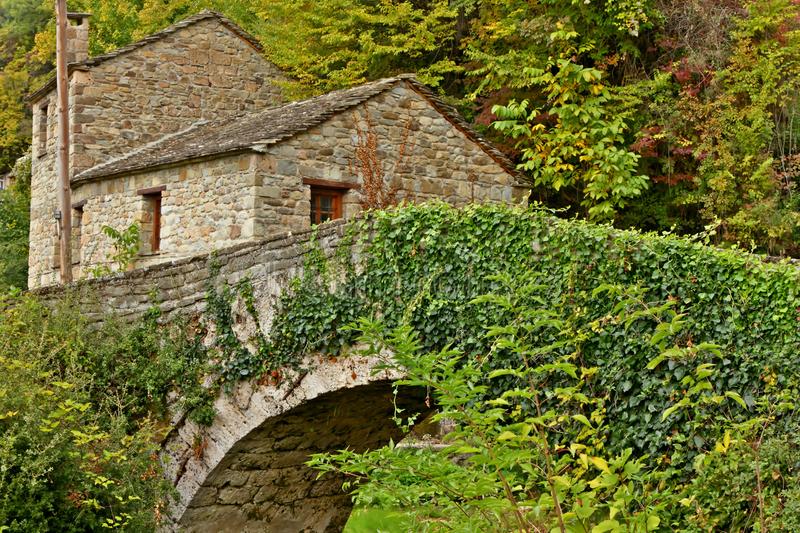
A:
262 203 800 462
33 203 800 462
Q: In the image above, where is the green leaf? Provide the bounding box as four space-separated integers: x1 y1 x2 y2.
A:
592 519 621 533
645 354 665 370
725 391 748 409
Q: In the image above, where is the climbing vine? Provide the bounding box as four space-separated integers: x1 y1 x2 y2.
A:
210 202 799 467
1 202 797 529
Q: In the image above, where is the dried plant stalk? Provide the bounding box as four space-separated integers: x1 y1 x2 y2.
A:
350 111 414 210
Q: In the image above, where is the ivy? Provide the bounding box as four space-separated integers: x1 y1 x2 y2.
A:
205 228 364 383
228 202 799 468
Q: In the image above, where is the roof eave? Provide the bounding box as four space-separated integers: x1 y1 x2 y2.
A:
73 147 258 185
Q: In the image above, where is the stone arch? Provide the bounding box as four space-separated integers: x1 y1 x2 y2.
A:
162 356 428 532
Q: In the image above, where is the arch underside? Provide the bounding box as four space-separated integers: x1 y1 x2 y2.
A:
178 381 427 532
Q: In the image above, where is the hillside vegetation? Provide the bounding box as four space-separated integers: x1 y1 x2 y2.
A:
1 1 799 529
1 1 799 290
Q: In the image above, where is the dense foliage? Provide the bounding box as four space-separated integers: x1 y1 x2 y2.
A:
0 203 797 529
218 203 800 463
0 153 30 291
312 296 799 531
265 202 799 531
0 293 218 530
1 0 799 268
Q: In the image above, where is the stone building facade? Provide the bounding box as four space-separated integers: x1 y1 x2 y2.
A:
28 12 524 289
66 77 525 280
28 11 286 288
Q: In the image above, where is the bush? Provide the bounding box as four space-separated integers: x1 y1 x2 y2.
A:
0 297 164 531
0 293 213 530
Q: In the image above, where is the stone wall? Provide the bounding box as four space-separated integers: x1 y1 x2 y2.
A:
69 153 260 278
167 368 426 533
31 219 348 327
254 81 525 235
29 93 62 288
29 16 286 288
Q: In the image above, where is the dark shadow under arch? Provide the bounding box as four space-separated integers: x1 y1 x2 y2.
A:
178 381 428 532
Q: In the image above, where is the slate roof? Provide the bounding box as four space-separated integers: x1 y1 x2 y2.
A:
74 75 522 183
28 10 264 104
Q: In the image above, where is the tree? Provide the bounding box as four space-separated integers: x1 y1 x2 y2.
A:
492 60 647 219
0 154 31 291
252 0 461 97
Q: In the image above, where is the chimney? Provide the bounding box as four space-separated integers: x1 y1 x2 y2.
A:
65 12 90 64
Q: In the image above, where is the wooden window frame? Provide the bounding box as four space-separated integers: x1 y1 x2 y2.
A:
138 186 165 254
310 187 344 225
305 179 356 225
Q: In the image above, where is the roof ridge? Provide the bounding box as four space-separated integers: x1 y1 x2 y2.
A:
74 76 406 182
80 10 263 68
73 75 522 184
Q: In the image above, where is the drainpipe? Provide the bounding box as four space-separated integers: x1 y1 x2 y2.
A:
55 0 72 283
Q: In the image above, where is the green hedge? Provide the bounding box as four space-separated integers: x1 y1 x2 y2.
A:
259 202 799 461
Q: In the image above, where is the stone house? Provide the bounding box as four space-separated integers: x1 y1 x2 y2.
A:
28 11 524 289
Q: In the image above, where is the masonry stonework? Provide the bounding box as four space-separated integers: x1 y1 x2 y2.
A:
69 153 260 277
66 17 283 177
48 80 524 286
167 367 426 533
28 13 286 288
254 83 521 234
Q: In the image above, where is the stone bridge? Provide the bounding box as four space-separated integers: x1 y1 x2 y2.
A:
34 221 429 532
162 358 425 532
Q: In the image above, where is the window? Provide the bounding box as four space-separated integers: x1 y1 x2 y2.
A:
304 178 357 225
72 202 84 264
37 105 48 157
138 186 165 253
150 194 161 252
310 188 343 224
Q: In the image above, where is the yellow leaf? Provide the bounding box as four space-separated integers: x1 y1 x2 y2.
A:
589 456 610 473
497 431 516 441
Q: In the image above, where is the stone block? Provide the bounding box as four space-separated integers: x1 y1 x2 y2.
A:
217 486 258 505
276 160 297 176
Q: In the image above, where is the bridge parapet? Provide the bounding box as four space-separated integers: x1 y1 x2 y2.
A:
31 220 350 326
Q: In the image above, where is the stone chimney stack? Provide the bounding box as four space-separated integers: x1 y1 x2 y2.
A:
65 12 90 64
